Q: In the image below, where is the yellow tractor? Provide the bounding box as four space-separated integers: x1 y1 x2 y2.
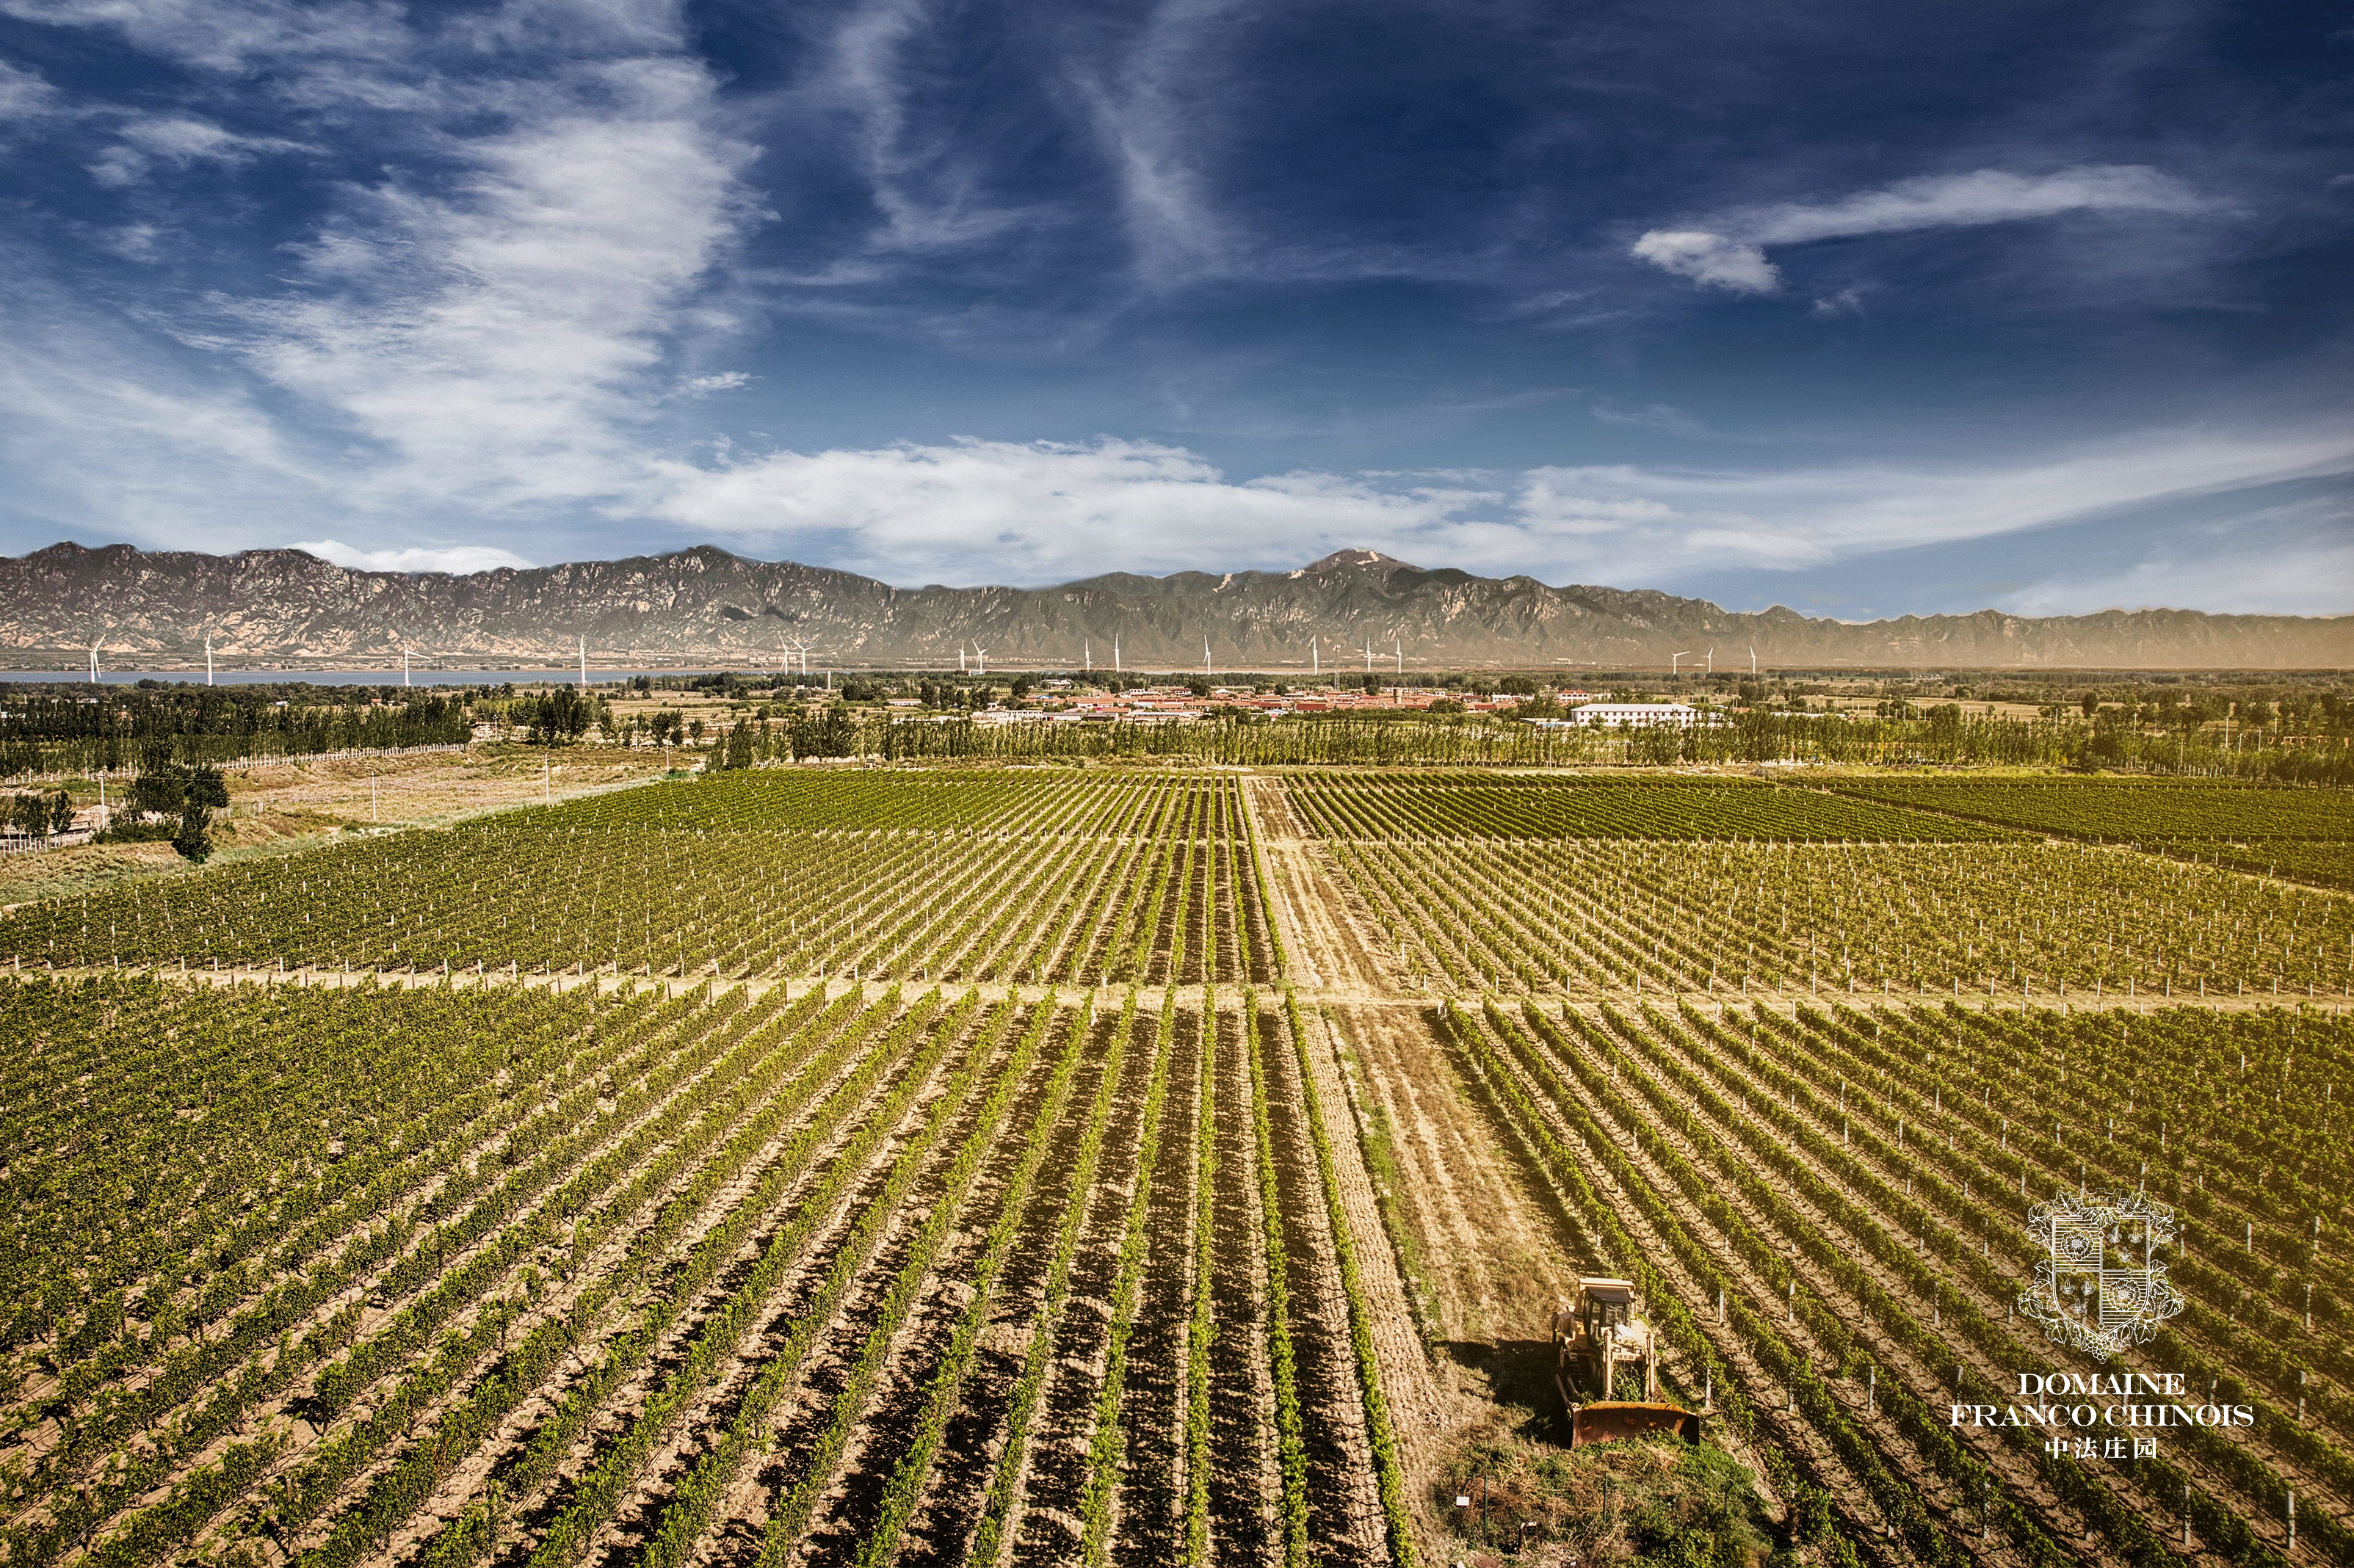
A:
1552 1277 1703 1448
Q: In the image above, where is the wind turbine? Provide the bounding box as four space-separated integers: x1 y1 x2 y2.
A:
958 647 968 675
1749 645 1757 675
1706 647 1714 675
1393 637 1402 675
401 644 411 688
1084 636 1091 672
579 636 589 689
1113 635 1120 674
1671 650 1691 678
1361 639 1376 674
971 644 988 676
1311 636 1319 677
1203 634 1212 680
88 639 101 684
205 633 214 686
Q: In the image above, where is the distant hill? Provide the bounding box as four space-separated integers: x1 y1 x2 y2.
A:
1 541 2347 672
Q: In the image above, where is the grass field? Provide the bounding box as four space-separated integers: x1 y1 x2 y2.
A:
1 765 2347 1567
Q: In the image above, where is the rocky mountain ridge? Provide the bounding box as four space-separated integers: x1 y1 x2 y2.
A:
2 542 2346 671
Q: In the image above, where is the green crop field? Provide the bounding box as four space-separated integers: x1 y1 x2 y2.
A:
1823 779 2354 842
2 761 2349 1568
1283 772 2014 841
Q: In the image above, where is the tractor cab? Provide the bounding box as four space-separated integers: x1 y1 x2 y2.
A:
1551 1276 1702 1449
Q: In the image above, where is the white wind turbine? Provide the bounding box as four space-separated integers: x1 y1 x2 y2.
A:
205 632 214 686
1203 634 1212 679
971 643 989 676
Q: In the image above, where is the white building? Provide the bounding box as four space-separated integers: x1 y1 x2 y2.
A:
1567 702 1702 729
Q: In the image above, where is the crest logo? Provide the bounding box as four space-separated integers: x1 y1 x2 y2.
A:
2017 1189 2185 1361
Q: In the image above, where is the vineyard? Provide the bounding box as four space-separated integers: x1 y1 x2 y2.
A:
1820 780 2353 842
1404 994 2354 1567
3 762 2352 1566
0 772 1278 987
0 976 1413 1568
1287 772 2354 999
1816 779 2354 891
1283 772 2016 843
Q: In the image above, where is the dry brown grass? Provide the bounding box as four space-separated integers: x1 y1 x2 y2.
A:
0 743 671 910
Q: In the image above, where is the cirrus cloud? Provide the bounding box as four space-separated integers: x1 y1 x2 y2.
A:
1632 164 2211 294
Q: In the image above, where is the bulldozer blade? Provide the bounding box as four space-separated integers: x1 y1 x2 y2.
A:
1569 1401 1701 1448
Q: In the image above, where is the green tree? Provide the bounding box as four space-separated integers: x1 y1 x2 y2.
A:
171 799 213 863
47 790 73 836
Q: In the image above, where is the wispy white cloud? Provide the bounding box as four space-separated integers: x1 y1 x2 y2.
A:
1590 400 1711 438
628 423 2354 602
0 0 415 76
89 113 310 185
0 58 62 122
289 539 533 573
1066 0 1247 288
813 0 1040 258
1629 231 1776 294
650 435 1494 583
0 0 762 549
1499 425 2354 584
675 370 752 396
238 57 753 512
1809 284 1869 317
1632 164 2211 294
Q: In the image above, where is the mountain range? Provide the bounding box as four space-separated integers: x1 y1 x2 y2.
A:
2 542 2347 672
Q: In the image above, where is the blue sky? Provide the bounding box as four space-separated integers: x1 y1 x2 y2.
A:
0 0 2349 616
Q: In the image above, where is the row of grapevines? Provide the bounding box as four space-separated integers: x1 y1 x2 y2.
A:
1325 834 2354 995
1286 772 2008 842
